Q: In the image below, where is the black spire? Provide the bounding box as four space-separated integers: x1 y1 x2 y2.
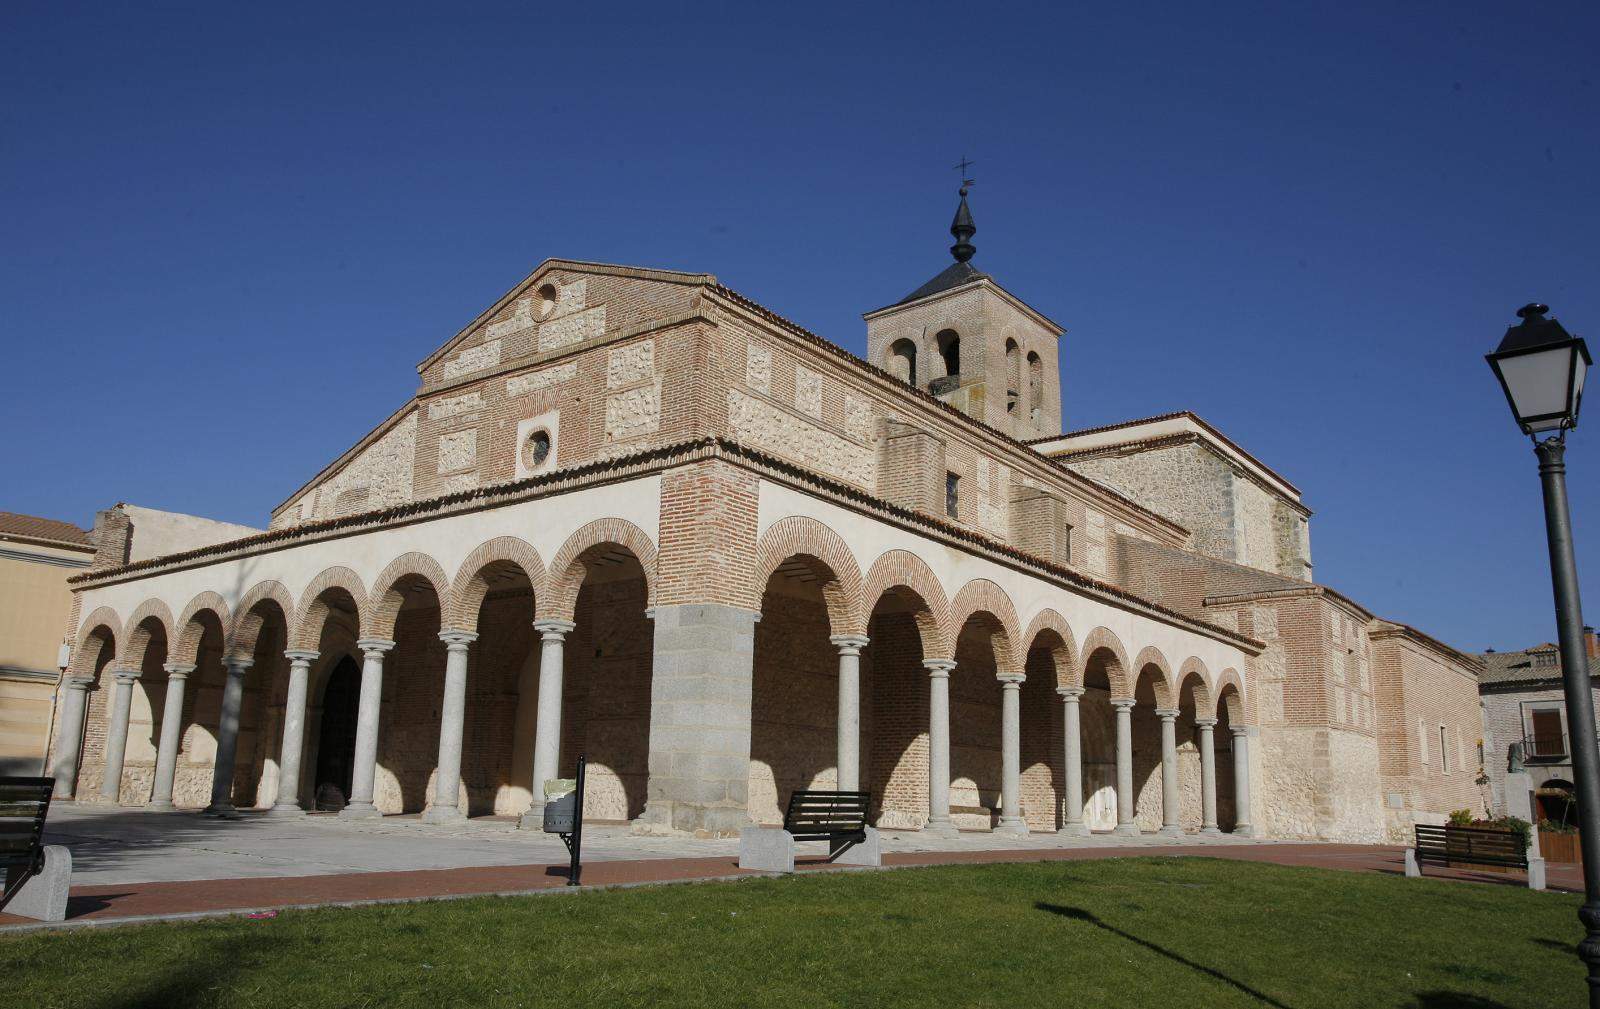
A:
949 185 976 263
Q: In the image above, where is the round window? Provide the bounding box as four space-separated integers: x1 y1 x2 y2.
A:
521 429 552 471
537 284 558 319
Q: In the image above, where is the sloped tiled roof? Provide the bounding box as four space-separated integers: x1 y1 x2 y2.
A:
0 511 92 548
1479 644 1596 686
894 260 991 306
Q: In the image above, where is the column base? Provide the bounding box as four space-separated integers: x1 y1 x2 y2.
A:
1112 823 1141 837
202 802 237 817
997 817 1030 837
423 805 467 825
1200 825 1222 836
145 799 176 812
1231 824 1256 838
1056 821 1090 837
922 818 960 838
339 802 381 820
1159 825 1184 838
266 803 307 818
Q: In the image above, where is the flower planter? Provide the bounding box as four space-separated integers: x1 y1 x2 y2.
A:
1540 830 1581 864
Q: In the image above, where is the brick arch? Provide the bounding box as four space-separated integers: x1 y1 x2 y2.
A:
122 598 175 670
1132 645 1176 708
1176 656 1213 716
1079 626 1133 698
947 579 1024 677
1021 608 1079 689
862 549 952 660
540 518 658 622
446 536 546 633
71 607 123 679
174 591 232 664
367 551 452 640
291 567 369 651
754 516 867 637
1213 667 1248 723
228 580 296 659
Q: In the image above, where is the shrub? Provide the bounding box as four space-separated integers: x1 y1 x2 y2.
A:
1448 809 1475 826
1539 818 1579 835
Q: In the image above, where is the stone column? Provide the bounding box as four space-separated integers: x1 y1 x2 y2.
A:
49 677 93 799
998 673 1028 836
638 604 757 836
340 639 394 819
831 634 868 792
1157 708 1182 837
519 619 575 830
924 659 958 837
149 663 194 810
1196 717 1220 834
204 657 252 815
98 667 140 805
1231 726 1255 837
426 630 478 824
269 650 318 816
1112 698 1139 836
1057 687 1088 836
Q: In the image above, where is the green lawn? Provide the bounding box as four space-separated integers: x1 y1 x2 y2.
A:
1 858 1583 1008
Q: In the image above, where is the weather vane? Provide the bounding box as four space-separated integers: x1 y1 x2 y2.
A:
954 156 975 190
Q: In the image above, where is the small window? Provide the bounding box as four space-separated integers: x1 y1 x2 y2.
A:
889 338 918 385
945 472 960 519
521 429 553 471
1439 725 1450 773
1061 521 1073 563
537 283 559 319
936 329 960 378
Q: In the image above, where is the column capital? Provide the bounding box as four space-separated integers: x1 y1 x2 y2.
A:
283 649 320 665
829 634 870 654
998 673 1025 688
1155 707 1180 721
223 655 254 676
1231 725 1250 738
162 662 196 679
112 667 141 685
922 658 956 678
533 618 577 639
64 675 94 691
1110 698 1137 712
439 629 479 649
1056 686 1086 700
356 638 397 658
1193 717 1218 728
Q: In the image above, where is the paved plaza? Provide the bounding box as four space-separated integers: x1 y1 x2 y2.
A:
0 804 1579 931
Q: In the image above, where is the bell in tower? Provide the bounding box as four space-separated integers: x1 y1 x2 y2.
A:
863 184 1065 439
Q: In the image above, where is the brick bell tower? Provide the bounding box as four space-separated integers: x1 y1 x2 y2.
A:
863 184 1064 439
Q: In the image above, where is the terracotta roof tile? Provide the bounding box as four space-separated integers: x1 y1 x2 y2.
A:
0 511 92 547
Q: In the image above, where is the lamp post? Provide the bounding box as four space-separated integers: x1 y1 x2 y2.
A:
1486 302 1598 1005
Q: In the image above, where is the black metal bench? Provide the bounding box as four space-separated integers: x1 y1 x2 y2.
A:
1413 823 1529 875
783 790 870 859
1 776 54 913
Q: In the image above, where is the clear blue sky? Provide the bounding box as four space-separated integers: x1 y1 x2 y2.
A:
3 2 1597 652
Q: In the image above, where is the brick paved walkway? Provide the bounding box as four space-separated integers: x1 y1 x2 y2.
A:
1 841 1580 931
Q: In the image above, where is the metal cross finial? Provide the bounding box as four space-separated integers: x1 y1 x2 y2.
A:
954 156 975 188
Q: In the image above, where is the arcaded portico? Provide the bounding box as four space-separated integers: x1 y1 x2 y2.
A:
47 194 1486 842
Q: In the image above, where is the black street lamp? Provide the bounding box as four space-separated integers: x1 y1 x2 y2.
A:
1486 302 1598 1005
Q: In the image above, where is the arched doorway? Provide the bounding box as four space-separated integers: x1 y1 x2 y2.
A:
313 656 361 811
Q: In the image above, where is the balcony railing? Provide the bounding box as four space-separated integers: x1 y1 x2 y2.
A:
1520 732 1569 763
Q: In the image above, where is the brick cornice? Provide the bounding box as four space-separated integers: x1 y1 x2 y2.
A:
71 437 1261 654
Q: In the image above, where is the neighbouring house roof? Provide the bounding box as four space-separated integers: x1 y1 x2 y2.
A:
1478 645 1597 687
0 511 93 550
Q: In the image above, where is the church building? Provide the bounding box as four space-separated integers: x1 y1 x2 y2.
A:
48 190 1485 843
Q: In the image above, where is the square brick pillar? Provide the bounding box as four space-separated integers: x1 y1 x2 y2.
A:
638 602 759 836
637 456 761 836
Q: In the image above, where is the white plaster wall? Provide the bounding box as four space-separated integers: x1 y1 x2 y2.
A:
72 476 661 646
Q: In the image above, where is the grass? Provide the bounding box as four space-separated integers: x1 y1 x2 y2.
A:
0 857 1584 1009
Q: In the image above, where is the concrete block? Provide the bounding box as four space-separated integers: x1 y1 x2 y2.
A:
6 845 70 922
1403 848 1420 878
1528 857 1546 892
833 826 881 866
740 827 795 872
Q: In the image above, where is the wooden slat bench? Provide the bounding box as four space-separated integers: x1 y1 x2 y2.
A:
1408 823 1541 889
1 777 55 914
739 789 880 873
